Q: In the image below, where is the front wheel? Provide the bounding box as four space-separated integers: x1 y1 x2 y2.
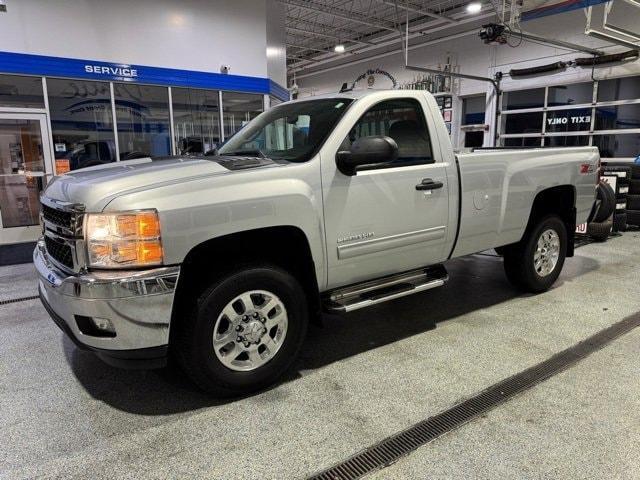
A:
175 266 308 396
503 215 567 293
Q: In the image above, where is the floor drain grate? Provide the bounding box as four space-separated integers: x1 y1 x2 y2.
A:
308 312 640 480
0 295 39 306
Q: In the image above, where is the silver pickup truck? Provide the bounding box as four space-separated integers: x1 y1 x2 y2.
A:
35 90 599 395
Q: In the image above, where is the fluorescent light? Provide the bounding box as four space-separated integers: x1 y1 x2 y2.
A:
334 44 346 53
466 2 482 13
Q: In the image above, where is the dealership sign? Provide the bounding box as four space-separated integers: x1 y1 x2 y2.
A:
84 64 138 78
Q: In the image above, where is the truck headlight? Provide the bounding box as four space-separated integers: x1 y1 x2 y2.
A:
85 210 163 268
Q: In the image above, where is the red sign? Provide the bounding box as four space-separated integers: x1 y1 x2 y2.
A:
55 159 70 175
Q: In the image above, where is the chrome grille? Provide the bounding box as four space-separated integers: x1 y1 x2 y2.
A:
44 235 74 269
41 204 73 230
40 197 85 272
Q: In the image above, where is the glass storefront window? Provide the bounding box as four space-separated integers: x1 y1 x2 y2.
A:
547 82 592 107
172 87 220 155
593 134 640 157
502 112 543 134
594 104 640 130
0 119 45 227
114 83 171 159
0 75 44 108
222 92 263 139
502 88 545 110
546 108 592 133
597 76 640 102
47 79 116 171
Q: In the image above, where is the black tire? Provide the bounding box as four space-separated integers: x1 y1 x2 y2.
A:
587 220 612 241
631 164 640 180
593 180 616 222
627 194 640 211
613 212 627 232
503 215 567 293
627 209 640 226
629 179 640 195
175 265 308 396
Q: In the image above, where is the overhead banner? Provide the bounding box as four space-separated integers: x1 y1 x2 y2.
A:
522 0 610 21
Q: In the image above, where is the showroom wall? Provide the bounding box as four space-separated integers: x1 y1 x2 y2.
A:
0 0 281 80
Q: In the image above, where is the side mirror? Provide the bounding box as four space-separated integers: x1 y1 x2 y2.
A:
336 135 398 176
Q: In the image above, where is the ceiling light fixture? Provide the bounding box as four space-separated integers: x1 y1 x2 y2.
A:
466 2 482 13
334 44 346 53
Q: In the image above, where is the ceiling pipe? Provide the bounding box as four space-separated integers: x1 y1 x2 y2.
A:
585 29 640 49
405 64 501 94
602 0 640 42
585 5 640 51
515 30 605 56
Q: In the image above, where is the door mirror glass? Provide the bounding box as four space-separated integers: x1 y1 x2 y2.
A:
336 135 398 175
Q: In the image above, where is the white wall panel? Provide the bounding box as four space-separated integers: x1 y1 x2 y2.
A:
0 0 270 78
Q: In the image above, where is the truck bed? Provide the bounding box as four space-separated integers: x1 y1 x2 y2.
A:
451 146 599 258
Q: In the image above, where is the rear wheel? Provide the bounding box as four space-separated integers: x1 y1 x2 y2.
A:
503 215 567 293
175 265 308 396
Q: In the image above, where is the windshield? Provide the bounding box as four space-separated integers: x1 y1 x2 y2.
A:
218 98 352 162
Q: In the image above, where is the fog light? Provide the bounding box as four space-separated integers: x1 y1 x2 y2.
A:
92 317 115 333
75 315 117 337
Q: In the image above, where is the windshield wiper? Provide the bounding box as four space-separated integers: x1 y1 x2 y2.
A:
220 148 266 158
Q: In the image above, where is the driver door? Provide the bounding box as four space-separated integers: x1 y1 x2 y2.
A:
321 96 451 289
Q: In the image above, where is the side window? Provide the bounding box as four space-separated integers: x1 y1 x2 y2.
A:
343 98 434 166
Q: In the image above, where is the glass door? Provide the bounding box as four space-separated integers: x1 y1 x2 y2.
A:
0 113 53 245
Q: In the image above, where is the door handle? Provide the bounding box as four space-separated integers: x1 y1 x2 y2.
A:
415 178 444 191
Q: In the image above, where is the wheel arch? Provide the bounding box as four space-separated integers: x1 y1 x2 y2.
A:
527 185 577 256
170 226 322 345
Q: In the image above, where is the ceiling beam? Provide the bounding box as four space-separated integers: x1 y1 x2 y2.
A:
286 26 377 46
280 0 398 32
374 0 458 24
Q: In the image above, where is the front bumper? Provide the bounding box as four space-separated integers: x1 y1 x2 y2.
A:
34 240 180 369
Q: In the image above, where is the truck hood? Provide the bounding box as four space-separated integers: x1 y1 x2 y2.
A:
43 156 279 211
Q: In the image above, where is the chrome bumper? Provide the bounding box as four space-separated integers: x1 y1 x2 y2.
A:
34 239 180 363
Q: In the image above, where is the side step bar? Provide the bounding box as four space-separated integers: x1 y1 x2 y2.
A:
323 265 448 313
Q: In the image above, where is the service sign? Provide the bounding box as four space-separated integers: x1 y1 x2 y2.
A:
84 64 138 79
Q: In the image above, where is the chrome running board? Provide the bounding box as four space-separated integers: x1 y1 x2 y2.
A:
323 265 448 313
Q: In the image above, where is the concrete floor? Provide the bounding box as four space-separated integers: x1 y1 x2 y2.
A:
1 233 639 479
